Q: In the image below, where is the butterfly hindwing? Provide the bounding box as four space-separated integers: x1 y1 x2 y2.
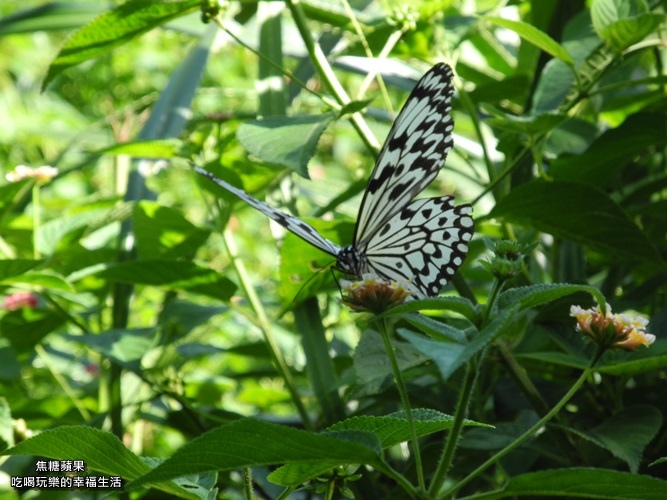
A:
362 197 473 297
193 165 341 257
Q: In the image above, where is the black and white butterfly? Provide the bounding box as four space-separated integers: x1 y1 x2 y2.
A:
195 63 473 298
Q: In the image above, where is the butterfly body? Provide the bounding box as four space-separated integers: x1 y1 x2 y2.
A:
195 62 473 298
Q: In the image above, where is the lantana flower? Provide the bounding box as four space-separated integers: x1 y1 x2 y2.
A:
3 292 39 311
570 303 654 351
5 165 59 183
340 273 411 313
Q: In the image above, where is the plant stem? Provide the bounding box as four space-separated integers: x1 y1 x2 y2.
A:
427 361 475 496
377 318 425 493
31 183 40 259
222 228 313 430
243 467 253 500
440 347 605 498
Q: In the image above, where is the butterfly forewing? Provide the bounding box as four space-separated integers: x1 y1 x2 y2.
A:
193 164 342 257
353 63 456 247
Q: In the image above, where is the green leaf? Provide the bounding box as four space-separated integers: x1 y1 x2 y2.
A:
489 179 663 266
485 17 574 66
550 112 667 187
498 283 606 312
591 0 665 52
0 259 41 281
0 4 104 35
351 330 430 397
498 467 667 499
270 409 491 487
597 341 667 376
584 405 662 473
36 204 132 256
484 110 568 135
1 426 197 499
5 272 74 292
0 397 13 450
93 260 236 302
377 296 479 324
431 304 522 380
0 310 67 354
126 419 383 490
134 202 210 260
401 312 467 344
43 0 200 88
98 139 183 159
236 114 337 178
0 342 21 382
398 328 467 380
64 329 157 372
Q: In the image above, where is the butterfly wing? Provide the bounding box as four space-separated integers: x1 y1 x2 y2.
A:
193 165 342 257
363 197 473 297
353 63 456 247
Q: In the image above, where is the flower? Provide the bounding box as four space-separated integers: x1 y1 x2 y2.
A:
3 292 39 311
340 273 411 313
5 164 59 183
570 303 655 351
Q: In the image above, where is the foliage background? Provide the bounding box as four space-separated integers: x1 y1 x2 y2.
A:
0 0 666 498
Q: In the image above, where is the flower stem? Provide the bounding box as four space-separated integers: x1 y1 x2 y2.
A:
427 361 475 496
377 318 425 493
440 346 605 498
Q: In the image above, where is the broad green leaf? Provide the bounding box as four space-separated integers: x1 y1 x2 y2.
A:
236 114 337 178
0 259 41 281
64 329 157 372
0 397 12 450
398 328 466 380
596 340 667 376
377 296 479 323
93 260 236 302
1 426 197 499
0 343 21 382
98 139 183 159
401 312 467 344
433 304 522 379
550 112 667 187
498 283 606 312
43 0 200 88
489 180 662 266
270 409 491 487
585 405 662 473
484 110 568 135
134 202 210 260
485 17 574 66
497 467 667 499
36 204 132 256
0 310 67 354
0 3 104 34
6 272 73 292
351 330 429 397
126 419 383 490
591 0 665 52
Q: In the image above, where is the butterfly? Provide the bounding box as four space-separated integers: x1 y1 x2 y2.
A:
194 62 473 298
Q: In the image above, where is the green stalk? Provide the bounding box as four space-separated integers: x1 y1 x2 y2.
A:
440 347 606 498
427 361 475 496
31 183 40 259
377 318 425 493
284 0 381 154
222 228 313 430
243 467 253 499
